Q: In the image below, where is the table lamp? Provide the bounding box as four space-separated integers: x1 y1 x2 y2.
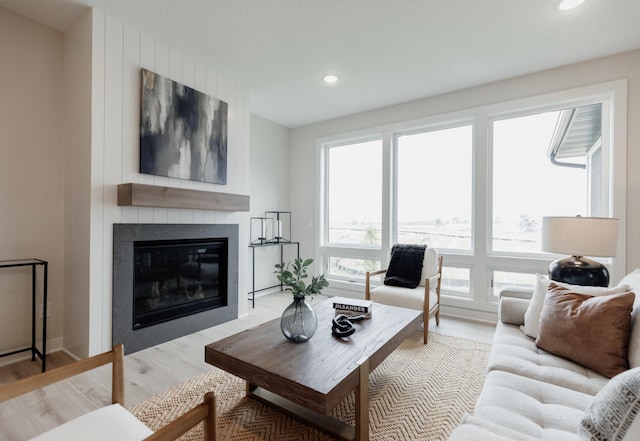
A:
541 216 619 287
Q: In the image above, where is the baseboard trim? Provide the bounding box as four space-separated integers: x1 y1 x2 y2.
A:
0 337 64 368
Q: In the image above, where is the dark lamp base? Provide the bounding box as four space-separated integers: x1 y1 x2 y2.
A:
548 256 609 287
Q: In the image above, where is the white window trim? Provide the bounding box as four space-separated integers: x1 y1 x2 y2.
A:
315 79 628 313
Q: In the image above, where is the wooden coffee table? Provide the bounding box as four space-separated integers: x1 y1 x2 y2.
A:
205 297 423 441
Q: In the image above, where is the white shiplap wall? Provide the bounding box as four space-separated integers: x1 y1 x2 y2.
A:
87 9 250 355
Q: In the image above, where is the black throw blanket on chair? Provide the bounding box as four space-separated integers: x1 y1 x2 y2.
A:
384 244 426 289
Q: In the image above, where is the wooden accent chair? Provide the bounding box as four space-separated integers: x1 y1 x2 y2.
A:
0 344 216 441
365 247 443 344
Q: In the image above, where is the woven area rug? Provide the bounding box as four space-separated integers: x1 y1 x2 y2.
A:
129 331 490 440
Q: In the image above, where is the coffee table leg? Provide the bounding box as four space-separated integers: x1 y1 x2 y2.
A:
355 358 369 441
245 363 370 441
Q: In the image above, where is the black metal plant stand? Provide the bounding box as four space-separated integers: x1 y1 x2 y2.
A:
0 259 48 372
248 241 299 308
248 211 300 308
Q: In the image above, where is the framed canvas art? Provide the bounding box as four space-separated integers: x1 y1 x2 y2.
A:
140 68 228 184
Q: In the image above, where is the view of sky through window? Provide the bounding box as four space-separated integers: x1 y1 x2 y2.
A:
326 108 594 257
492 110 588 252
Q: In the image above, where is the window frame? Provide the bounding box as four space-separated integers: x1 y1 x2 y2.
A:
316 80 627 316
392 122 475 253
323 136 385 250
487 98 612 258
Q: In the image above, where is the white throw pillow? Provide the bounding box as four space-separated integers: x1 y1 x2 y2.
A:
579 367 640 441
617 269 640 368
521 273 629 339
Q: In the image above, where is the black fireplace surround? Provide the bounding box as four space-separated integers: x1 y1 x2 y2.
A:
113 224 238 354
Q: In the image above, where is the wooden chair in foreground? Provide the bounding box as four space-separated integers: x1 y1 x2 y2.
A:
0 344 216 441
365 247 443 344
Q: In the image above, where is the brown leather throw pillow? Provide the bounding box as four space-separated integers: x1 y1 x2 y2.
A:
535 283 635 378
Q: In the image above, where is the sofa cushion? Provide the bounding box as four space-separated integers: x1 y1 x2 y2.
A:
488 322 608 395
617 269 640 368
522 274 630 339
447 414 540 441
473 370 589 441
579 367 640 441
535 284 634 378
29 404 153 441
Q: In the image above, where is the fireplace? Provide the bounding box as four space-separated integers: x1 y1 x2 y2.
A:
133 238 228 329
113 224 238 354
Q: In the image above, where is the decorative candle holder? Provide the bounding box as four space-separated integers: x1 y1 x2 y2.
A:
250 216 273 245
265 211 292 243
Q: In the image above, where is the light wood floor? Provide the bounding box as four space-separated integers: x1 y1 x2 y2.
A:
0 292 495 440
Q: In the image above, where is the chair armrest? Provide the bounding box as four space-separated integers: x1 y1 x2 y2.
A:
365 269 387 300
144 392 216 441
426 273 440 285
0 344 125 405
367 269 387 277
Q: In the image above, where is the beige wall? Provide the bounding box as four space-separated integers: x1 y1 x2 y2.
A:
62 10 93 358
0 8 65 363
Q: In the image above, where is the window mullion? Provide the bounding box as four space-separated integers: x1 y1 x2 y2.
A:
474 116 489 300
382 132 393 264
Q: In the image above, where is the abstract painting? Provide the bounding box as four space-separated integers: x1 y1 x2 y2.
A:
140 68 228 184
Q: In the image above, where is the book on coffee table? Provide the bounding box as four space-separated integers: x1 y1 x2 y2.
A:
332 296 373 318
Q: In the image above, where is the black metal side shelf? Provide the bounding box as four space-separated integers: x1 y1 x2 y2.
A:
248 242 299 308
0 259 48 372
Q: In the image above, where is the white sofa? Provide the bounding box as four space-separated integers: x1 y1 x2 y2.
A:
447 271 640 441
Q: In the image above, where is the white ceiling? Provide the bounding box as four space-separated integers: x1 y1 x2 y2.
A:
2 0 640 128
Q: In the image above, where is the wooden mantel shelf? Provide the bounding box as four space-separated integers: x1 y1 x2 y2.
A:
117 183 250 211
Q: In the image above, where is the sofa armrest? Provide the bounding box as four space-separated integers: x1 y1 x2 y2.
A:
499 288 533 300
497 288 532 325
499 296 530 326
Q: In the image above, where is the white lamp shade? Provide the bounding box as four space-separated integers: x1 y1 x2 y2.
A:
541 216 619 258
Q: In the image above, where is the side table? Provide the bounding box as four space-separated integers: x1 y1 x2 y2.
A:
0 259 48 372
248 242 299 308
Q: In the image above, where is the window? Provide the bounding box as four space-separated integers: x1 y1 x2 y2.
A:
442 266 471 296
326 139 382 247
396 126 473 251
328 257 381 281
318 81 625 315
491 271 537 298
491 104 601 254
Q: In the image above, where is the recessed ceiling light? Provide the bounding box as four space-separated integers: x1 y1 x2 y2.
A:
323 74 339 84
558 0 585 11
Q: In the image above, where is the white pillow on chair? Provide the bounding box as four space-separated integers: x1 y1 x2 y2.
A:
418 247 439 287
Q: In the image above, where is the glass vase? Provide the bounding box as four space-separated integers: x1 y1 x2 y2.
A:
280 296 317 343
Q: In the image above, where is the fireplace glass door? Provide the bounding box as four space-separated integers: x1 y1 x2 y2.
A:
133 238 227 329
